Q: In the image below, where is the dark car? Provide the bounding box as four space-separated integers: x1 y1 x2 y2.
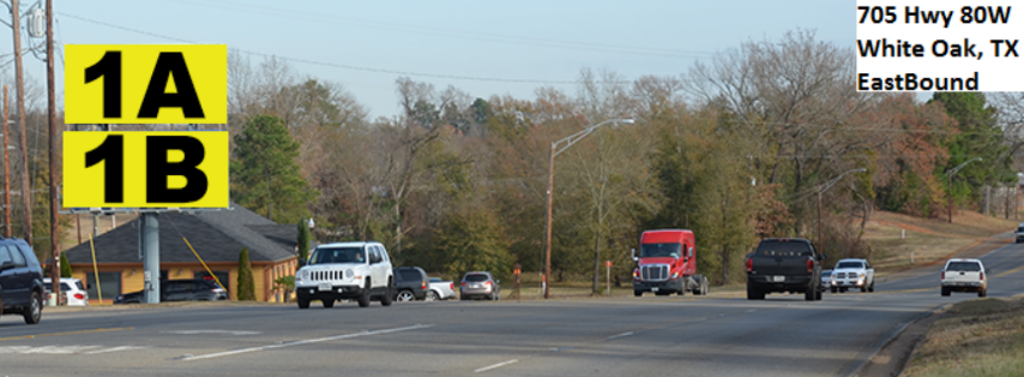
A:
0 238 45 324
392 267 428 302
114 279 228 304
745 238 824 301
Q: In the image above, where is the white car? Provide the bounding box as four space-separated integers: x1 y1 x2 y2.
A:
427 277 456 301
43 278 89 306
294 242 395 308
941 258 988 297
830 259 875 293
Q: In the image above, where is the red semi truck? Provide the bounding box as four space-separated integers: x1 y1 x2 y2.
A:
631 229 709 297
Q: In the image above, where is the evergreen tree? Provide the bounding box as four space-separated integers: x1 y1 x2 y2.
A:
59 252 72 278
296 220 310 267
231 115 315 224
930 93 1013 203
237 247 256 301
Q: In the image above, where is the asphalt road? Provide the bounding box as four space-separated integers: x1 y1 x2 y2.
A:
2 240 1022 377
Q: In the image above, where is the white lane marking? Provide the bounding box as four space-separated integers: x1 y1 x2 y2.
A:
746 309 758 313
0 345 101 354
181 324 432 361
474 359 519 373
161 330 261 336
84 346 146 354
606 332 634 340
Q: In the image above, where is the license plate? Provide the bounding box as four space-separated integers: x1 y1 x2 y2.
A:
318 283 332 292
651 287 660 292
772 276 785 282
472 284 480 288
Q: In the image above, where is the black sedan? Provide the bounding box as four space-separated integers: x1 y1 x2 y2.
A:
114 279 228 304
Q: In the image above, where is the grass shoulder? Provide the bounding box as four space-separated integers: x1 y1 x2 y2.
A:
901 295 1024 377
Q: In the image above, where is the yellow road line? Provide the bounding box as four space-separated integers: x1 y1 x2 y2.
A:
994 264 1024 278
0 327 132 342
878 287 935 294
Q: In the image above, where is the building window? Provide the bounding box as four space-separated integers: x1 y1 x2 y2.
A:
85 272 122 301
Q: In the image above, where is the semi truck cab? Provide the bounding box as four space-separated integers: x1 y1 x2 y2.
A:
632 229 708 297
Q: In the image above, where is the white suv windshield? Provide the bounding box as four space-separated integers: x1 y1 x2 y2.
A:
836 261 864 269
309 247 365 265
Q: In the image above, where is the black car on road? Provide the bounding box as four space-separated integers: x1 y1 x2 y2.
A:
0 238 45 324
114 279 229 304
393 267 429 302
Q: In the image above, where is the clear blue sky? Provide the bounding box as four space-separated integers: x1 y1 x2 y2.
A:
15 0 855 119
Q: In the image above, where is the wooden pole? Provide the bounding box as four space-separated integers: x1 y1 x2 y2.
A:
47 0 60 305
544 143 554 299
12 0 32 248
2 85 9 238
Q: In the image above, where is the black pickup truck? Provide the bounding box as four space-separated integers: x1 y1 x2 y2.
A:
745 238 824 301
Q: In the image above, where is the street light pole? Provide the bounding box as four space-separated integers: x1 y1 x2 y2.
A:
816 168 867 258
543 118 633 299
945 157 982 223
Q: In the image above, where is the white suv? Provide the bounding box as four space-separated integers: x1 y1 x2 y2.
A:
295 242 394 308
941 258 987 297
43 278 89 306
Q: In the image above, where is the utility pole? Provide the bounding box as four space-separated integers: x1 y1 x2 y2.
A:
947 174 953 223
945 157 981 223
11 0 31 248
817 187 823 257
544 144 554 299
46 0 59 304
2 85 9 238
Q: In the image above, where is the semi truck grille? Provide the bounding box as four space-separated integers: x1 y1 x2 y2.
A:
641 265 669 281
311 270 342 281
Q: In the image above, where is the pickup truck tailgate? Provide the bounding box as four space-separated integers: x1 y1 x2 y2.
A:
752 255 810 276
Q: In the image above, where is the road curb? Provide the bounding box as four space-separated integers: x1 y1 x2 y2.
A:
841 304 946 377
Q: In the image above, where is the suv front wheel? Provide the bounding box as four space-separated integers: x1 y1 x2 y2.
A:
380 278 394 307
357 278 372 307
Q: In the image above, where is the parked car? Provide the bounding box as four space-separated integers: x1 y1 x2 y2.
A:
829 258 875 293
294 242 395 309
0 238 45 324
43 278 89 306
114 279 228 304
428 277 456 301
460 271 501 301
393 266 429 302
821 269 832 290
941 258 988 297
1015 223 1024 243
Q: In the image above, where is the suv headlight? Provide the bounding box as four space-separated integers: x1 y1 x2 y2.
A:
301 270 309 281
345 269 354 279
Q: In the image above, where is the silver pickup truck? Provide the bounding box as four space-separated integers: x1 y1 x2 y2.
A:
427 277 456 301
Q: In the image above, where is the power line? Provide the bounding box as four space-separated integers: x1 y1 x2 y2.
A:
161 0 716 59
58 11 629 85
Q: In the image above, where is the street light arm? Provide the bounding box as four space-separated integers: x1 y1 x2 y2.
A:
552 119 631 157
819 168 867 193
946 157 983 177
